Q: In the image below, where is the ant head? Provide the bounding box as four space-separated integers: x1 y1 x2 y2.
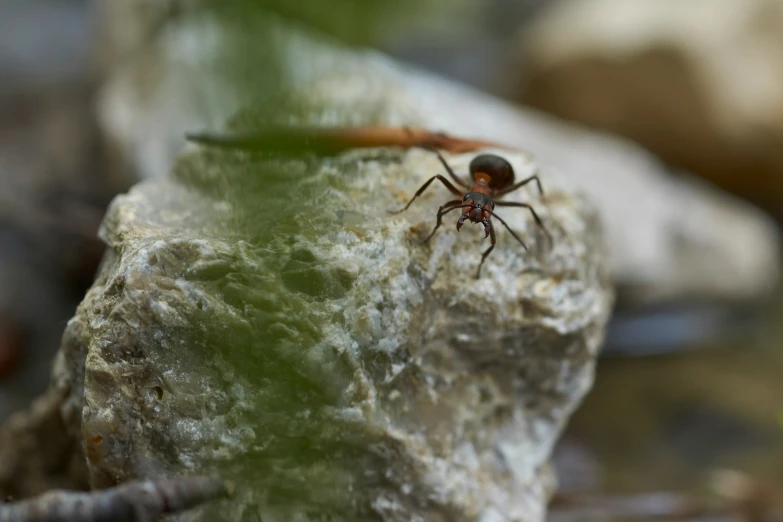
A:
463 192 494 210
469 154 515 189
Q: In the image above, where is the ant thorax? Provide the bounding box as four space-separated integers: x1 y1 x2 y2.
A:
463 192 495 210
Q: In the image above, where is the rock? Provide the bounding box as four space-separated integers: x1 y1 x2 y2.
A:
94 4 780 307
517 0 783 219
95 0 243 186
62 127 610 520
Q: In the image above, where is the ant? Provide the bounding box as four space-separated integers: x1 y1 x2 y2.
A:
391 150 551 278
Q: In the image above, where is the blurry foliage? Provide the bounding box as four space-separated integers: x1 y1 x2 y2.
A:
188 0 480 153
206 0 475 47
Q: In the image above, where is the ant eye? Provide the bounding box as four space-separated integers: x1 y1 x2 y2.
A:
490 200 495 209
463 194 470 201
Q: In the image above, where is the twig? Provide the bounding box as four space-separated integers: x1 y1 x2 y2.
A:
0 476 230 522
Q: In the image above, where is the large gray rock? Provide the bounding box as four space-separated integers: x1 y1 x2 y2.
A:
61 134 611 520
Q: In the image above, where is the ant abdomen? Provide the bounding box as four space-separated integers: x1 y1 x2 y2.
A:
469 154 515 190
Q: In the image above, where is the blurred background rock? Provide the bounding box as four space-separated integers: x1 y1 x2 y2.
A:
1 0 782 519
517 0 783 222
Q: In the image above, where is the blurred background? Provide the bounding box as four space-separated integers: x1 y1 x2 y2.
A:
1 0 781 519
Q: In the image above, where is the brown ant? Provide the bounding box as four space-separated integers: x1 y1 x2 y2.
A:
391 150 551 278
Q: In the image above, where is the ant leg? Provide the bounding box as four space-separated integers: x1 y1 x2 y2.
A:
476 223 496 278
424 202 471 243
401 129 469 188
488 210 528 251
423 148 470 189
496 168 544 197
426 148 471 189
494 201 552 243
389 175 463 214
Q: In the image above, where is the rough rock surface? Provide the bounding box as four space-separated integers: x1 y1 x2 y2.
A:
95 7 780 306
517 0 783 218
60 133 610 521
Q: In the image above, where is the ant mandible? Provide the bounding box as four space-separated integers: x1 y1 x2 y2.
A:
391 150 551 278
